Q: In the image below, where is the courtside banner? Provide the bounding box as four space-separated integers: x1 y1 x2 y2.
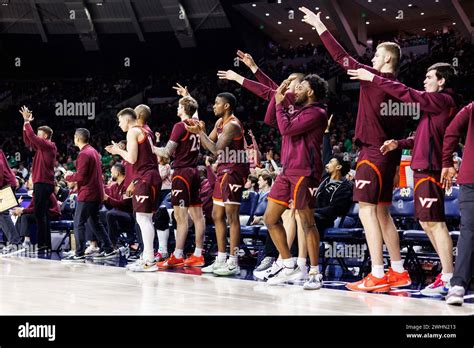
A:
0 186 18 213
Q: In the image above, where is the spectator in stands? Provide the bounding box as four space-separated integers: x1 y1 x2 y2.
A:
158 156 172 206
17 163 28 179
245 174 259 193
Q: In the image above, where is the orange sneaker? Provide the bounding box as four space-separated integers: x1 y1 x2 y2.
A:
157 254 184 269
184 254 205 267
346 273 391 292
385 268 412 288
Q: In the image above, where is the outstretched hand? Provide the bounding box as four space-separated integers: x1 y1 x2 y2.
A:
236 50 257 71
347 68 375 82
217 70 239 81
172 83 189 97
299 7 322 28
19 106 34 122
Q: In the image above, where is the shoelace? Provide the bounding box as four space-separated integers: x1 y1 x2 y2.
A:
429 274 444 288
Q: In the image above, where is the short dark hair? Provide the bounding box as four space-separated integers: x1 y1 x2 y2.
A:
179 96 199 116
427 63 457 88
247 174 258 189
303 74 328 100
333 153 351 176
112 163 125 176
75 128 90 143
38 126 53 139
217 92 237 112
289 72 305 82
260 173 273 187
117 107 137 119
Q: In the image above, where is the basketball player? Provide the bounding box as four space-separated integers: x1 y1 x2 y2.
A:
262 75 328 289
20 106 57 251
185 93 250 276
105 108 162 272
300 7 410 292
348 63 460 295
63 128 117 261
153 95 206 268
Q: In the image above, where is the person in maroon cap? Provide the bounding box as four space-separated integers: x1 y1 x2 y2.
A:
441 102 474 306
20 105 57 251
300 7 409 292
348 63 460 296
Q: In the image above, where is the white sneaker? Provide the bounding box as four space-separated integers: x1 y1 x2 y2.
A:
264 261 284 281
420 273 450 297
202 259 226 273
446 285 465 306
128 259 158 272
84 245 100 256
303 271 324 290
213 262 240 276
267 265 303 285
126 256 144 270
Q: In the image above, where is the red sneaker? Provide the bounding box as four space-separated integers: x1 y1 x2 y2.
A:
385 268 412 288
184 254 205 267
346 273 391 292
157 254 184 269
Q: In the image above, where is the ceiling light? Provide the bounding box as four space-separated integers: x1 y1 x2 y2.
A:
420 12 424 15
365 21 370 24
252 3 256 7
289 29 293 32
382 8 386 11
278 21 282 24
325 16 330 19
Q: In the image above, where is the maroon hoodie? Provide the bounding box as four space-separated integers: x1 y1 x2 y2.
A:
65 144 104 202
371 75 458 171
23 123 57 185
0 150 17 188
320 30 406 147
104 179 133 213
23 193 60 217
276 102 327 180
442 102 474 184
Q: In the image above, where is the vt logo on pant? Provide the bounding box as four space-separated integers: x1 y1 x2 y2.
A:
419 197 438 208
172 190 183 196
355 180 371 189
308 187 318 196
228 184 242 192
135 195 149 203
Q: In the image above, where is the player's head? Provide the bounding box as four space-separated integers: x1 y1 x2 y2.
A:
258 173 273 190
117 108 137 132
134 104 151 124
325 153 351 177
295 74 328 105
288 73 305 93
74 128 90 146
178 96 199 119
111 163 125 182
372 42 401 72
424 63 457 93
37 126 53 140
214 92 236 118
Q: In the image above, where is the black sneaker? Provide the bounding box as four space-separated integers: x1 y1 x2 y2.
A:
62 254 86 262
93 249 120 260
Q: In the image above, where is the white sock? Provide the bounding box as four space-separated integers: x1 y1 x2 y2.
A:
391 260 404 273
217 252 227 262
372 265 385 278
441 272 453 282
157 229 169 254
297 257 307 270
174 249 184 259
136 213 155 262
228 255 238 265
194 247 202 257
283 258 295 269
310 265 319 274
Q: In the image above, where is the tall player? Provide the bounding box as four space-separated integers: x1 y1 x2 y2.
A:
263 75 328 289
153 95 206 268
348 63 459 295
106 108 162 272
300 7 410 292
185 93 250 276
20 106 57 251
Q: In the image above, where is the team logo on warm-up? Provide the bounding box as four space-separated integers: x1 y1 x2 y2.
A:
355 180 371 189
135 195 149 203
228 184 242 192
419 197 438 208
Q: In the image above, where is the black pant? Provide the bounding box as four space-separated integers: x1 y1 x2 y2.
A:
85 209 108 242
74 201 113 256
0 211 21 245
33 183 54 249
106 209 135 247
16 213 36 238
451 184 474 290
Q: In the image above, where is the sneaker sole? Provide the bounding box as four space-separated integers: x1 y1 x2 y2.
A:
157 263 184 269
184 263 205 267
267 272 303 286
129 266 159 272
446 297 463 306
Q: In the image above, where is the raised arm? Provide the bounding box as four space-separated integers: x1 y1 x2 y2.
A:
237 49 279 89
442 103 471 168
105 128 140 165
186 120 241 156
300 7 373 72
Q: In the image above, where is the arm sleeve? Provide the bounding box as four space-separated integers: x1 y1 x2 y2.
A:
23 123 53 151
23 197 35 214
397 137 415 149
254 68 279 90
320 30 375 73
65 152 88 184
442 103 471 168
242 78 276 102
276 104 321 136
264 95 279 128
372 75 454 114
